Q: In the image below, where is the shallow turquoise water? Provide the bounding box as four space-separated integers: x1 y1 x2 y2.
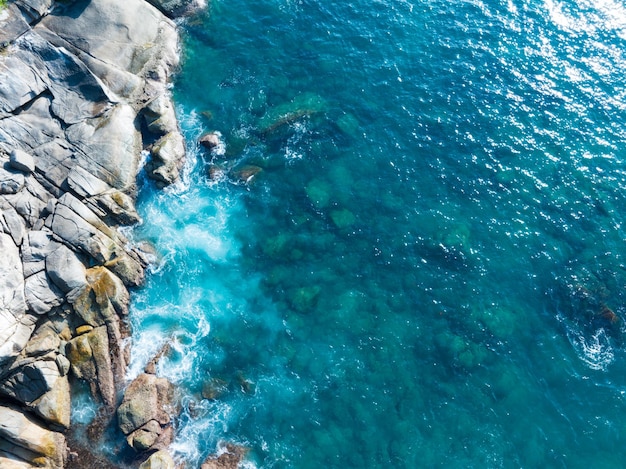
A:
128 0 626 467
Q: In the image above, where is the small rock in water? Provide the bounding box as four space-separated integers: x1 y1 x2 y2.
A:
201 377 229 400
207 164 227 181
199 131 223 151
230 165 262 184
235 372 256 395
201 443 248 469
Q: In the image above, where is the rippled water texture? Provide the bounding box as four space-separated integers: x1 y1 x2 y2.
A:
127 0 626 467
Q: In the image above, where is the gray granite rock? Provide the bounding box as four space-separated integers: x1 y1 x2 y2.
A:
14 0 54 24
66 165 111 198
0 167 25 194
24 329 60 357
21 229 58 277
64 104 141 191
147 131 186 187
0 48 46 117
37 0 179 100
47 193 145 286
9 148 35 174
0 233 34 364
146 0 205 18
45 244 87 294
72 266 130 325
143 93 179 136
1 206 26 246
24 270 64 315
67 166 142 224
0 0 187 462
0 356 59 405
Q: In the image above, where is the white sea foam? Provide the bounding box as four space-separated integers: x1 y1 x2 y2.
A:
70 383 99 425
568 327 615 371
169 400 236 466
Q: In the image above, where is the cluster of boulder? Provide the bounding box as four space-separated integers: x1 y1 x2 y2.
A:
0 0 197 466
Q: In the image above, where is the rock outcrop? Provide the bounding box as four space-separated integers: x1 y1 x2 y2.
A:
0 0 189 466
117 372 176 452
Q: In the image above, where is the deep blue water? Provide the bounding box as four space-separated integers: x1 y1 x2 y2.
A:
126 0 626 466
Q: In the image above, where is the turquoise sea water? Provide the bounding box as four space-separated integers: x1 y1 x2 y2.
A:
127 0 626 467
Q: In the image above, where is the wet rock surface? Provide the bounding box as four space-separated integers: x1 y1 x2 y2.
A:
0 0 191 466
200 443 248 469
117 373 176 452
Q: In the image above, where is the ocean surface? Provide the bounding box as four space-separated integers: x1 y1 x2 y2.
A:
124 0 626 466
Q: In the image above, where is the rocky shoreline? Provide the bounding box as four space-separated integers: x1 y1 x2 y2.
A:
0 0 202 467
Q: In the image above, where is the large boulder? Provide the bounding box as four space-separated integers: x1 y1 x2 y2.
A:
0 404 67 468
1 205 27 246
71 266 129 325
37 0 179 101
9 148 36 174
0 324 71 430
45 244 87 294
117 373 176 452
46 193 144 286
24 270 64 315
66 326 115 409
64 104 142 191
146 131 186 187
143 93 179 137
66 165 141 225
139 449 176 469
32 373 71 429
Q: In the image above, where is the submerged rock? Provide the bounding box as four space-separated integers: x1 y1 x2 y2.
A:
201 377 229 400
305 178 332 209
200 443 248 469
230 164 262 184
258 92 327 135
330 208 356 229
336 112 360 137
